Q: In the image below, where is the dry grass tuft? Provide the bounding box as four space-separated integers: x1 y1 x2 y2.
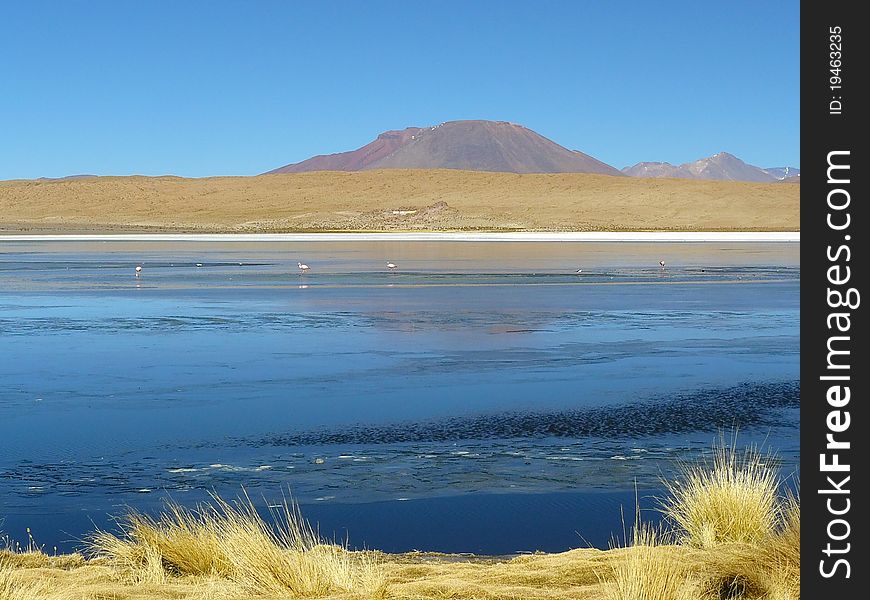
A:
89 491 386 598
767 491 800 571
696 544 771 600
90 502 227 578
687 490 800 600
604 516 697 600
661 441 780 548
602 441 798 599
755 490 800 599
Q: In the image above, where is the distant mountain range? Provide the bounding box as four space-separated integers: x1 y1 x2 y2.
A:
35 174 98 181
24 121 796 184
623 153 799 183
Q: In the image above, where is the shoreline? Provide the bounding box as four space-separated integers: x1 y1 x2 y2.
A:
2 489 662 556
0 231 800 242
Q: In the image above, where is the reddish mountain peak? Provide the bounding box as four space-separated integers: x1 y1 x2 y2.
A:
265 120 622 175
376 127 424 140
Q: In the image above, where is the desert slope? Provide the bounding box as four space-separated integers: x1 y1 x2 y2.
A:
265 127 424 173
0 169 799 233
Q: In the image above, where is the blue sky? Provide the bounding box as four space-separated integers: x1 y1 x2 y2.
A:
1 0 799 179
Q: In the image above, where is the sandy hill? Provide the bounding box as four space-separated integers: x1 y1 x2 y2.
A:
0 169 799 233
266 120 622 176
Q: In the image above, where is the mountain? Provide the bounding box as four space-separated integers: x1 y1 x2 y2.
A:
763 166 800 180
265 120 623 176
36 174 99 181
266 127 423 173
623 152 799 183
621 162 696 179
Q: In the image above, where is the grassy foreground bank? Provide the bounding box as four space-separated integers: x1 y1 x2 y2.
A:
1 445 799 600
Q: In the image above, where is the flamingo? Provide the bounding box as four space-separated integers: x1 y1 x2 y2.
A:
386 262 398 271
298 261 310 274
135 265 142 277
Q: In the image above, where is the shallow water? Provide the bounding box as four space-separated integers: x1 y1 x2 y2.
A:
0 240 799 552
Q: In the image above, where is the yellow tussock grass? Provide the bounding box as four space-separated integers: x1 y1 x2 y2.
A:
89 491 386 598
603 499 699 600
661 440 780 548
694 491 800 600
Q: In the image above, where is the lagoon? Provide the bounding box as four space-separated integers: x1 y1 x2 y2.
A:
0 240 799 553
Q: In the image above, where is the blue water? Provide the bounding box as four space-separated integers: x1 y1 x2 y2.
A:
0 240 799 553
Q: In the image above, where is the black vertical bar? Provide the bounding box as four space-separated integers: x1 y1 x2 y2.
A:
802 1 866 596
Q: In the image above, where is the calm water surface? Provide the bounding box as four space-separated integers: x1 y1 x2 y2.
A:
0 241 799 552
